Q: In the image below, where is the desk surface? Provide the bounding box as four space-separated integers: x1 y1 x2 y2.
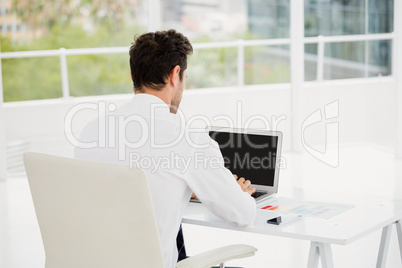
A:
182 188 402 245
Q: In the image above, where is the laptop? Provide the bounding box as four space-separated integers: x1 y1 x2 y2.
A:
207 127 283 203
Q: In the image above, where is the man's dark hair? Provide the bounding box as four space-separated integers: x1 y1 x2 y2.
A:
129 29 193 91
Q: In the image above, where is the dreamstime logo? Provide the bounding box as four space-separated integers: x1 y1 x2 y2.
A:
301 100 339 167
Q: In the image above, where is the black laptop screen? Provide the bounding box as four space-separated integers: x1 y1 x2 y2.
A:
209 131 278 187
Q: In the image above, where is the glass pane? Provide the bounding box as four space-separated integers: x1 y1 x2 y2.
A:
244 45 290 85
247 0 290 39
161 0 290 41
305 44 318 81
305 0 365 37
322 40 392 80
324 42 365 80
186 47 237 89
3 57 62 102
2 0 147 100
368 40 392 77
5 1 147 50
368 0 394 34
68 54 132 97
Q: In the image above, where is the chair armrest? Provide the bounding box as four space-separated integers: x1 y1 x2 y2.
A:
176 244 257 268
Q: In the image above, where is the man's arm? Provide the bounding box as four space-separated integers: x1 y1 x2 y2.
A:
191 174 255 198
185 133 257 227
233 174 256 195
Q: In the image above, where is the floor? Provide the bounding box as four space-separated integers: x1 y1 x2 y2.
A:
1 145 401 268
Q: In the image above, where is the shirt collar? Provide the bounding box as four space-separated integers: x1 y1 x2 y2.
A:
133 93 170 110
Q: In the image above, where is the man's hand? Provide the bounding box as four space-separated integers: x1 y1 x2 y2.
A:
233 174 256 195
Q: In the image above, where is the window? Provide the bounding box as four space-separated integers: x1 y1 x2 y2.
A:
161 0 291 88
304 0 393 81
0 0 396 101
245 45 290 85
2 0 147 101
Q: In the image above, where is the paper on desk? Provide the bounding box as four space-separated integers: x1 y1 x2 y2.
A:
258 197 353 219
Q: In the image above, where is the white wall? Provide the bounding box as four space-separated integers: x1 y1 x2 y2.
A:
301 79 395 149
3 78 396 161
365 80 396 151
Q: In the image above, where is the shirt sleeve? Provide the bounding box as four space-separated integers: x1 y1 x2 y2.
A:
184 131 256 227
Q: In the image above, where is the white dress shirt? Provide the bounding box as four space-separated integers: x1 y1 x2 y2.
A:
74 93 256 268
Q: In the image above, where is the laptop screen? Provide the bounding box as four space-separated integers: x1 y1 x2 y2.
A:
209 131 278 187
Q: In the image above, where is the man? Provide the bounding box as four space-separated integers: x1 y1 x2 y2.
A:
75 29 256 268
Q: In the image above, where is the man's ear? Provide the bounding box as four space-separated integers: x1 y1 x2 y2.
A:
169 65 181 87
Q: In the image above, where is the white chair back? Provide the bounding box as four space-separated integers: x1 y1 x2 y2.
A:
24 152 164 268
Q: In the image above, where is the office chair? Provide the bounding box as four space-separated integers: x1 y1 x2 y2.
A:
24 152 257 268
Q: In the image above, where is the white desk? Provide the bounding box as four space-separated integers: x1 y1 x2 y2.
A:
182 188 402 268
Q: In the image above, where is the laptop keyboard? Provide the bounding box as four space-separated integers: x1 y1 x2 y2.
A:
251 191 266 199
